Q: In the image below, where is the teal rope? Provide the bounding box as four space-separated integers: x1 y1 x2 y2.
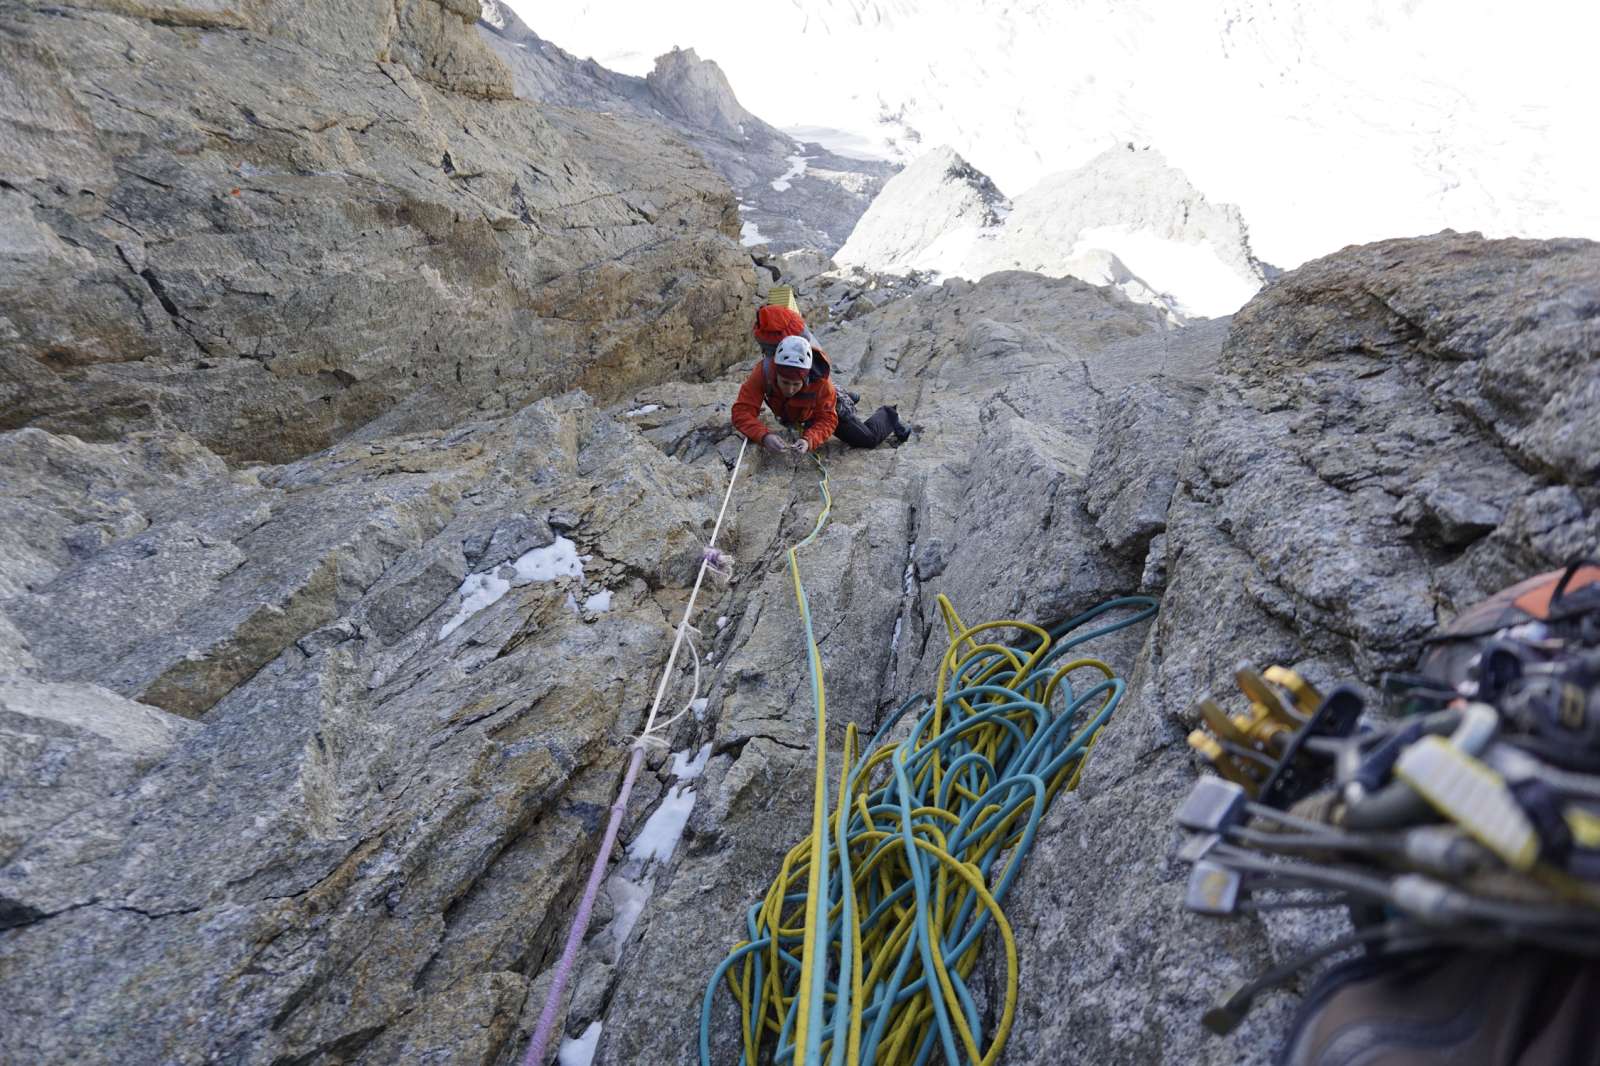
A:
701 595 1158 1065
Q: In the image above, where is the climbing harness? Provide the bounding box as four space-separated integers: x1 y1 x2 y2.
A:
1177 561 1600 1053
699 484 1157 1066
520 437 749 1066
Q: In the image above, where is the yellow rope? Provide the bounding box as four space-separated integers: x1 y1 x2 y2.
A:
701 585 1158 1064
788 453 835 1065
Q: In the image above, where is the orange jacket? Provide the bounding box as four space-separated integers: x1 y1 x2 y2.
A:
731 348 838 450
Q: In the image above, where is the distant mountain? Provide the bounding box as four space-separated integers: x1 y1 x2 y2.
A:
524 0 1600 271
483 1 1264 318
833 147 1009 275
477 1 897 254
837 144 1269 320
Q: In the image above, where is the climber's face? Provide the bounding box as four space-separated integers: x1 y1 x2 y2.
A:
775 372 805 398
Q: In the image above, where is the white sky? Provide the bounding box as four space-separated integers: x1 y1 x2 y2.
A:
508 0 1600 268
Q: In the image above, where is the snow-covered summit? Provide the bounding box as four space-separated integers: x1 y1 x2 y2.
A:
834 147 1007 274
839 144 1268 320
844 145 1267 320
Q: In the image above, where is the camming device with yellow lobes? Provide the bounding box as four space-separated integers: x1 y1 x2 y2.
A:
1175 560 1600 1058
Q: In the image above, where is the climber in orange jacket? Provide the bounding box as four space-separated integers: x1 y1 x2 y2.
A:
731 334 911 455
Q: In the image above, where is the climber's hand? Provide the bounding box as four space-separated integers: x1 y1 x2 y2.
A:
761 434 789 455
793 439 811 454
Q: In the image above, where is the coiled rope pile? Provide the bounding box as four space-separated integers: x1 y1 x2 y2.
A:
699 445 1156 1066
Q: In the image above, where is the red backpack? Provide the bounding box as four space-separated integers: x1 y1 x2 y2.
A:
753 305 806 348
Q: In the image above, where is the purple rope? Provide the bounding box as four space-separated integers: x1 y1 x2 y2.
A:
521 745 647 1066
702 546 733 579
521 438 747 1063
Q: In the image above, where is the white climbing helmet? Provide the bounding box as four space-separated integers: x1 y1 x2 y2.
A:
773 335 813 374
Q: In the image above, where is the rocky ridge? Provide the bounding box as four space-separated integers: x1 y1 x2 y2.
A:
2 3 1598 1066
590 233 1600 1065
5 223 1597 1066
476 0 896 255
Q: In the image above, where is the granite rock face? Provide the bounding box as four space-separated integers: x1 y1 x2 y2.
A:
0 261 1221 1064
994 232 1600 1066
1 0 756 464
594 273 1224 1065
0 676 194 872
0 393 736 1064
1085 377 1208 559
1 10 1596 1060
644 47 762 142
558 236 1595 1066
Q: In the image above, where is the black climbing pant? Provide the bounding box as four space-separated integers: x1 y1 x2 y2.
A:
834 398 901 449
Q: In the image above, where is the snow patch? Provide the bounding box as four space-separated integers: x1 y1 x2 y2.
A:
439 570 512 639
583 589 613 613
783 125 900 162
601 871 652 954
740 218 769 246
589 745 712 967
716 615 728 629
770 153 808 191
810 168 877 196
625 403 662 416
690 697 709 721
512 538 584 582
628 783 696 864
671 742 713 781
558 1022 603 1066
1069 225 1258 319
917 226 990 279
439 537 584 637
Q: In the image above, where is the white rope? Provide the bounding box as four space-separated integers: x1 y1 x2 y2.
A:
633 436 749 748
521 432 752 1062
649 628 705 738
520 435 750 1066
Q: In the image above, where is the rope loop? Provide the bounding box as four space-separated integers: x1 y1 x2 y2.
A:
700 593 1158 1066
